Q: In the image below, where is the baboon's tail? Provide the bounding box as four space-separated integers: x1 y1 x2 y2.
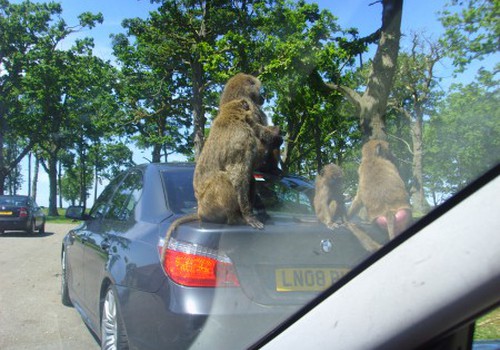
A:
345 222 382 253
161 213 199 263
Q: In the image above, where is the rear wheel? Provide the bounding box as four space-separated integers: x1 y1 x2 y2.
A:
27 219 35 235
101 286 129 350
39 222 45 234
61 250 72 306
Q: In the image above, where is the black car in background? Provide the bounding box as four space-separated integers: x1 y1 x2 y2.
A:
0 195 46 234
61 163 387 350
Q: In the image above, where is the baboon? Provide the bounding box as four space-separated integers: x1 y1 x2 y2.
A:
162 98 276 262
220 73 283 174
220 73 265 110
348 139 412 240
314 163 347 229
314 163 381 252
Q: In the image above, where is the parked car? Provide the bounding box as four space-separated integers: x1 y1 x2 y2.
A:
0 195 46 234
61 162 388 349
259 164 500 350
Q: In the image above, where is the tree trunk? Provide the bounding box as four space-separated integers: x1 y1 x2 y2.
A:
314 116 323 171
359 0 403 140
32 157 39 202
410 110 431 214
0 112 5 195
152 144 161 163
58 160 63 209
94 161 98 204
309 0 403 141
47 154 59 216
191 60 206 161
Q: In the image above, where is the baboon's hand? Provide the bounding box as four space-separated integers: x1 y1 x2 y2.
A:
327 220 347 230
245 215 264 229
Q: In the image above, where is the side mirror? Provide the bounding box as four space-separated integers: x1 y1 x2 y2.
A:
65 206 88 220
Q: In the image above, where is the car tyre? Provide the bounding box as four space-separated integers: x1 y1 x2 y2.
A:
101 286 129 350
39 222 45 234
61 250 73 307
27 219 35 235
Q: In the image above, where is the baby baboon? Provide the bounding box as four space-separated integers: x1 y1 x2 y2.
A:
220 73 283 174
348 139 412 240
314 163 347 229
162 98 276 262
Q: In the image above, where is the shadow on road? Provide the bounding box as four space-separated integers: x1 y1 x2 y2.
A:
0 230 55 238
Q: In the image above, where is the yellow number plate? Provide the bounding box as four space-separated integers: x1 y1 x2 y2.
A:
276 268 349 292
0 211 12 216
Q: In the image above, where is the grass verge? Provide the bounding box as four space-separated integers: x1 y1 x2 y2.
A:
475 308 500 340
43 208 80 224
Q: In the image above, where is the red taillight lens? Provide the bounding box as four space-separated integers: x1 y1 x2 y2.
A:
160 238 240 288
19 207 28 217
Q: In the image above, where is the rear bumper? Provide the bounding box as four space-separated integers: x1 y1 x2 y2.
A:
117 281 299 350
0 218 30 231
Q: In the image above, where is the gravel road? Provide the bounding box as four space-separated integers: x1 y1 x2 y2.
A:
0 223 100 350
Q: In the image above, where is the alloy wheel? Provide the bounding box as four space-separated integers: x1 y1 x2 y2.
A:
101 288 118 350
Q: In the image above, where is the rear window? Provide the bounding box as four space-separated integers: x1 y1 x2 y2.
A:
254 174 315 218
162 168 197 214
0 196 28 206
162 169 316 218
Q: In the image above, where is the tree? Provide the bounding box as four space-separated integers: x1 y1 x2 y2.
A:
60 151 93 206
388 34 443 214
121 0 296 161
111 28 192 162
439 0 499 72
310 0 403 142
425 74 500 203
89 142 134 203
0 0 63 194
131 0 240 160
2 139 23 194
243 1 362 177
67 54 122 209
21 10 106 215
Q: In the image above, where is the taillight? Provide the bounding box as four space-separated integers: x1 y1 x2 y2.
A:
159 238 240 288
19 207 28 217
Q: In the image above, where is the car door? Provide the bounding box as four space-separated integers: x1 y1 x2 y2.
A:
69 173 125 313
83 169 144 323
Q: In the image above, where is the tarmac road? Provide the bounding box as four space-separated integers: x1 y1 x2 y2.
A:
0 223 100 350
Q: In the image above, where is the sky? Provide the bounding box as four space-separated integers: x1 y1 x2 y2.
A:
10 0 478 206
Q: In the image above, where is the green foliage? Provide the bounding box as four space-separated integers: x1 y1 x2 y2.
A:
0 0 115 211
2 0 497 219
89 143 134 181
60 160 93 206
253 0 362 181
114 0 255 160
425 75 500 204
439 0 500 72
0 0 65 192
111 25 192 162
